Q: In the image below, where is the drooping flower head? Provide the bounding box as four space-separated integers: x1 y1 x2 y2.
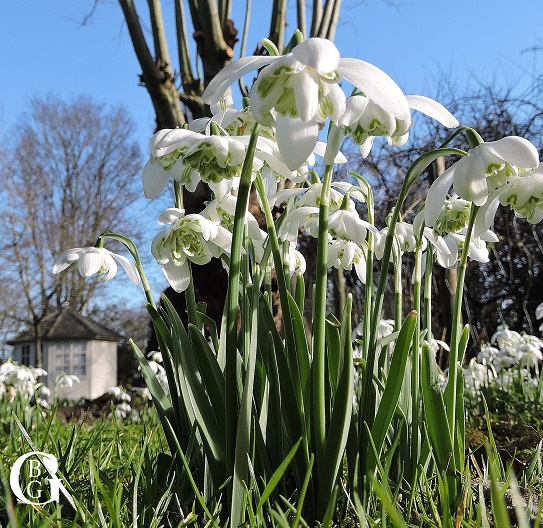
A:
499 164 543 224
53 247 140 284
142 128 252 198
203 36 412 170
151 208 232 292
332 94 458 159
425 137 540 228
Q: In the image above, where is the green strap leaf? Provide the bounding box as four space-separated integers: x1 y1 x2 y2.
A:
420 341 454 474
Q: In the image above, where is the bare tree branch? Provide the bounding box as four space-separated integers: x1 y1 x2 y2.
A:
269 0 287 49
310 0 322 37
147 0 172 64
119 0 186 128
297 0 307 38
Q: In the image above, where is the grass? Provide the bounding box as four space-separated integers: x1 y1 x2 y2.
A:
0 379 542 527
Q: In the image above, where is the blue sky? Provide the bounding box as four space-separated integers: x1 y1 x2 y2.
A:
2 1 542 305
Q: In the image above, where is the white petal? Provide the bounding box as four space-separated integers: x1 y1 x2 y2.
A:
388 132 409 147
162 261 191 292
213 225 234 252
354 256 367 284
290 69 320 122
337 58 410 120
338 95 369 127
100 257 118 281
158 208 185 225
78 249 107 277
453 156 488 206
344 215 368 246
360 137 375 158
437 237 458 268
111 253 140 284
474 188 503 237
323 83 347 121
53 248 84 274
291 38 340 72
203 56 277 105
479 229 499 243
186 214 218 240
142 159 171 199
151 128 199 157
425 165 456 226
406 95 459 128
208 178 234 201
423 228 451 256
250 74 285 123
482 137 539 169
535 302 543 320
276 114 319 170
468 240 489 263
271 187 306 206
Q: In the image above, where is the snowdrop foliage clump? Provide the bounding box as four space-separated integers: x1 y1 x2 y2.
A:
51 32 543 524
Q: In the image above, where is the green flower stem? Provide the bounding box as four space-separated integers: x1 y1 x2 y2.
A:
99 231 156 309
423 247 434 338
224 123 260 494
409 243 423 482
444 205 479 438
253 173 300 397
254 170 311 480
173 180 183 210
393 244 402 329
312 162 335 469
185 263 198 326
363 183 375 348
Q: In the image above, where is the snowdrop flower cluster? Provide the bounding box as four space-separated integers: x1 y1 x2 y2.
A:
52 35 461 297
463 357 494 395
420 195 498 269
425 137 541 245
108 385 133 419
146 351 169 395
51 34 543 335
461 325 543 401
0 361 49 406
499 164 543 224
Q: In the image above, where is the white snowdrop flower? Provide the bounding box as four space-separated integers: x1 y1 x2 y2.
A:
377 319 395 340
55 373 80 391
200 193 264 240
53 247 140 285
204 36 413 170
151 208 233 293
109 386 132 402
333 93 457 160
491 327 522 350
327 239 368 284
500 164 543 224
425 137 539 227
147 351 163 363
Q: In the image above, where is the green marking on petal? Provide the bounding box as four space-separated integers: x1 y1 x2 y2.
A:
257 76 277 98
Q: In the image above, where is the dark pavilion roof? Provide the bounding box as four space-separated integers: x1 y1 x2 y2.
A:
8 308 122 344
